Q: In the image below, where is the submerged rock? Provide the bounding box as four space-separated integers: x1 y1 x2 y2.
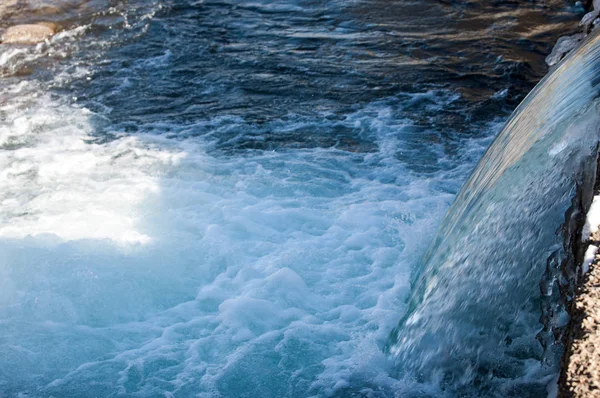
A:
1 23 57 45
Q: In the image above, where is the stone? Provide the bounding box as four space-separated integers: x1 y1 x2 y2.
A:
1 23 57 45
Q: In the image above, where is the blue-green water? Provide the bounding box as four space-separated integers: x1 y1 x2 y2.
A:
0 1 587 396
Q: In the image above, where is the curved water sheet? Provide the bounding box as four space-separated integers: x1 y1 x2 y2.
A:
389 31 600 396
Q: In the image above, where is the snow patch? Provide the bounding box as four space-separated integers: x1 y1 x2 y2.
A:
582 195 600 240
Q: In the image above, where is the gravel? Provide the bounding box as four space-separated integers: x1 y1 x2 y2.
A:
560 229 600 397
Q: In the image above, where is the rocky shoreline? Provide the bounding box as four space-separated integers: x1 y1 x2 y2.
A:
559 221 600 396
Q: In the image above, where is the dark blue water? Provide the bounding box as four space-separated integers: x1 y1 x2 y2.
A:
0 1 585 396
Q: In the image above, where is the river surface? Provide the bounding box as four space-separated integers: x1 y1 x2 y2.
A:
0 1 584 396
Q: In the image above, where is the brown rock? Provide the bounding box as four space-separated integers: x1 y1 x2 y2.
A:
1 23 57 45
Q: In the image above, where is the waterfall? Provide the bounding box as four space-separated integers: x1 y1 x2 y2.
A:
388 31 600 396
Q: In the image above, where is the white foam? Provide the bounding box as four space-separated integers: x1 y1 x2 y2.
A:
0 92 185 244
0 86 490 396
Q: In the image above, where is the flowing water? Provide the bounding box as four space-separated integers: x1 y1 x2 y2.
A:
0 1 589 397
390 29 600 396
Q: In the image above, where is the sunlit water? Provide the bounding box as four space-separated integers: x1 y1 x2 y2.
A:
0 1 585 396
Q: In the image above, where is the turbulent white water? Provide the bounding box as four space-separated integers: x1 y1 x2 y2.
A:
0 77 497 397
